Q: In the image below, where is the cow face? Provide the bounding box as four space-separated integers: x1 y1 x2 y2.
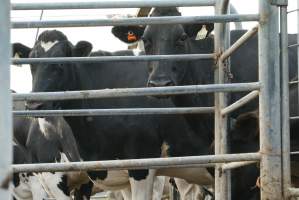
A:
13 30 92 110
112 8 214 89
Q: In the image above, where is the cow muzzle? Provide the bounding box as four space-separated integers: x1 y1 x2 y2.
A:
25 101 44 110
147 79 175 87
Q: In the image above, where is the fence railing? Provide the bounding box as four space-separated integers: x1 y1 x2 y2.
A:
0 0 293 200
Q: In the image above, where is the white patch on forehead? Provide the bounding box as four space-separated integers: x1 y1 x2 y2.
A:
38 118 54 139
40 40 59 52
14 53 20 58
196 25 208 40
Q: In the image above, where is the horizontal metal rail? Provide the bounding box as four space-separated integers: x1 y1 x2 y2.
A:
221 161 257 172
219 25 259 62
13 107 214 117
221 90 259 115
11 0 216 10
287 9 299 14
288 43 299 48
12 153 261 173
290 116 299 120
13 83 260 102
12 14 260 29
12 54 215 65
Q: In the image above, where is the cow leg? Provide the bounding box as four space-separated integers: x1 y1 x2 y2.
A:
129 169 155 200
120 187 132 200
107 190 129 200
174 178 207 200
38 172 71 200
12 173 36 200
28 175 48 200
152 176 166 200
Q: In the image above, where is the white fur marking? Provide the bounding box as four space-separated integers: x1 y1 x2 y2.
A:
38 118 53 139
39 172 70 200
13 173 32 200
132 49 142 56
40 40 58 52
60 152 70 163
14 53 20 59
196 25 208 40
152 176 165 200
129 169 155 200
29 175 49 200
94 170 129 191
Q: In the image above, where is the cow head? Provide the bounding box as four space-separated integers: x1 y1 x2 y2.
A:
112 7 214 89
13 30 92 110
231 111 259 149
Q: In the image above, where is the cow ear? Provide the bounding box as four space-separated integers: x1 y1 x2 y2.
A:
184 23 214 40
12 43 32 58
233 111 259 142
72 41 92 57
112 26 145 44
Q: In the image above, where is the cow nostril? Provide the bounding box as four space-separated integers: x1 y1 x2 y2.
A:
147 80 157 87
165 81 175 86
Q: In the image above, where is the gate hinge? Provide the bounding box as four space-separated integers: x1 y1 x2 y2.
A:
270 0 288 6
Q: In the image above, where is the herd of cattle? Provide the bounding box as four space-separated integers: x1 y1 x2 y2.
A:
8 7 299 200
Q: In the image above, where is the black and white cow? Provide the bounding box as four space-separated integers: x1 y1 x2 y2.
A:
12 96 90 200
12 115 92 200
112 6 298 138
111 7 298 199
13 30 214 200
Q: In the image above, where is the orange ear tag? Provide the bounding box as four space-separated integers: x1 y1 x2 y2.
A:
127 31 137 42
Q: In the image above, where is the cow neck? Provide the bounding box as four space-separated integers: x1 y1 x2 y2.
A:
61 64 96 159
169 39 215 143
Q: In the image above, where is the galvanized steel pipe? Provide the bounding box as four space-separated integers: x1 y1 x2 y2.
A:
280 5 291 199
221 90 259 115
12 54 215 65
13 83 260 102
11 0 216 10
12 14 260 29
13 107 214 117
258 0 283 199
0 0 12 198
219 25 259 62
12 153 261 173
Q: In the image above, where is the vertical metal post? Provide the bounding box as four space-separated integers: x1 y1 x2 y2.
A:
297 0 299 109
259 0 283 199
0 0 12 198
214 0 230 200
280 4 291 199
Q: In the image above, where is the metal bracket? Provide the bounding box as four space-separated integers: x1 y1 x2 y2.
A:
270 0 288 6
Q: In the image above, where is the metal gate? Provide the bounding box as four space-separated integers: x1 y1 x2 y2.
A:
0 0 297 199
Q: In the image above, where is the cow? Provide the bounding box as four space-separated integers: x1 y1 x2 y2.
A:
112 6 298 140
13 30 214 200
111 7 298 199
12 95 93 200
12 115 93 200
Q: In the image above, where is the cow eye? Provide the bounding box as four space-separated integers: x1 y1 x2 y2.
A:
56 64 64 72
172 66 177 72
